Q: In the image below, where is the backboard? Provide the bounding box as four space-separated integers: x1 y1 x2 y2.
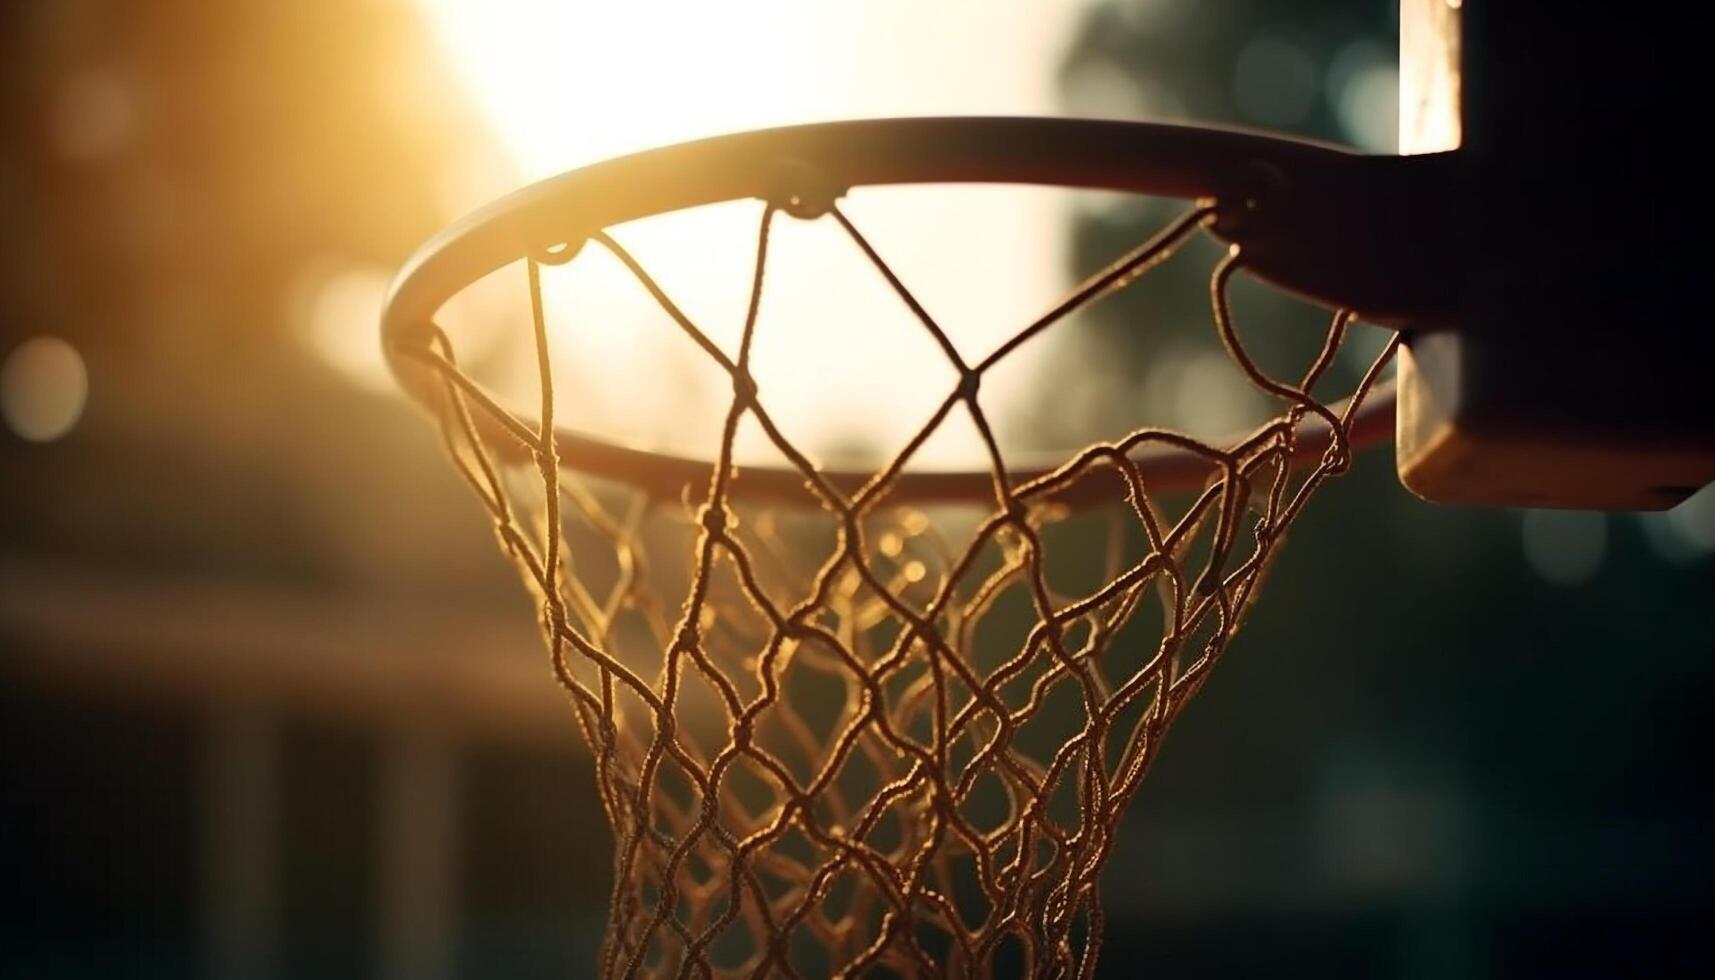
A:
1395 0 1715 509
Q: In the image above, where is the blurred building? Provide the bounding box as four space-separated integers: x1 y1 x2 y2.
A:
0 2 606 977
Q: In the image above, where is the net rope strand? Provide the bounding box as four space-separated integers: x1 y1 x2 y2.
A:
420 196 1400 979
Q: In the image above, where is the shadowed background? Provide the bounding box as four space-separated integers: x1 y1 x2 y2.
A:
2 1 1711 977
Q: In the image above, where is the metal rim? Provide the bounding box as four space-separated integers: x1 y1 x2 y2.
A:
382 116 1405 505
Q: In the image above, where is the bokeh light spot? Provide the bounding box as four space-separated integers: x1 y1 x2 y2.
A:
1164 350 1263 438
52 69 137 162
1063 60 1168 120
1327 38 1398 151
1336 61 1398 152
1667 483 1715 550
1638 483 1715 563
2 336 89 442
1520 510 1607 586
295 266 396 393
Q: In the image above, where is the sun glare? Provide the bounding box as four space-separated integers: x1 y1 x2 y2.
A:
414 0 1086 466
419 1 828 181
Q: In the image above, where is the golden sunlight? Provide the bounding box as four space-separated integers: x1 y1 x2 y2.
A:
414 0 1088 466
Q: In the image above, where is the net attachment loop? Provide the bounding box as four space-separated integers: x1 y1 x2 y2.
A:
766 157 847 220
1210 159 1290 237
531 239 585 266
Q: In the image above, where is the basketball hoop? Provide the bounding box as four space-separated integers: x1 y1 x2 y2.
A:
383 117 1403 978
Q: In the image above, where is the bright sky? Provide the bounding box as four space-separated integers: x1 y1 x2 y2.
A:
413 0 1092 466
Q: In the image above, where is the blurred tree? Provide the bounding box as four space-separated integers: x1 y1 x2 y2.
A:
1050 2 1715 976
1044 0 1396 449
0 0 517 594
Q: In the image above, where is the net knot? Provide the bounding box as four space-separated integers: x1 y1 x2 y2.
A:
1041 617 1065 644
781 614 814 641
955 369 982 402
730 369 758 409
1320 440 1352 474
675 622 701 650
698 504 731 538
